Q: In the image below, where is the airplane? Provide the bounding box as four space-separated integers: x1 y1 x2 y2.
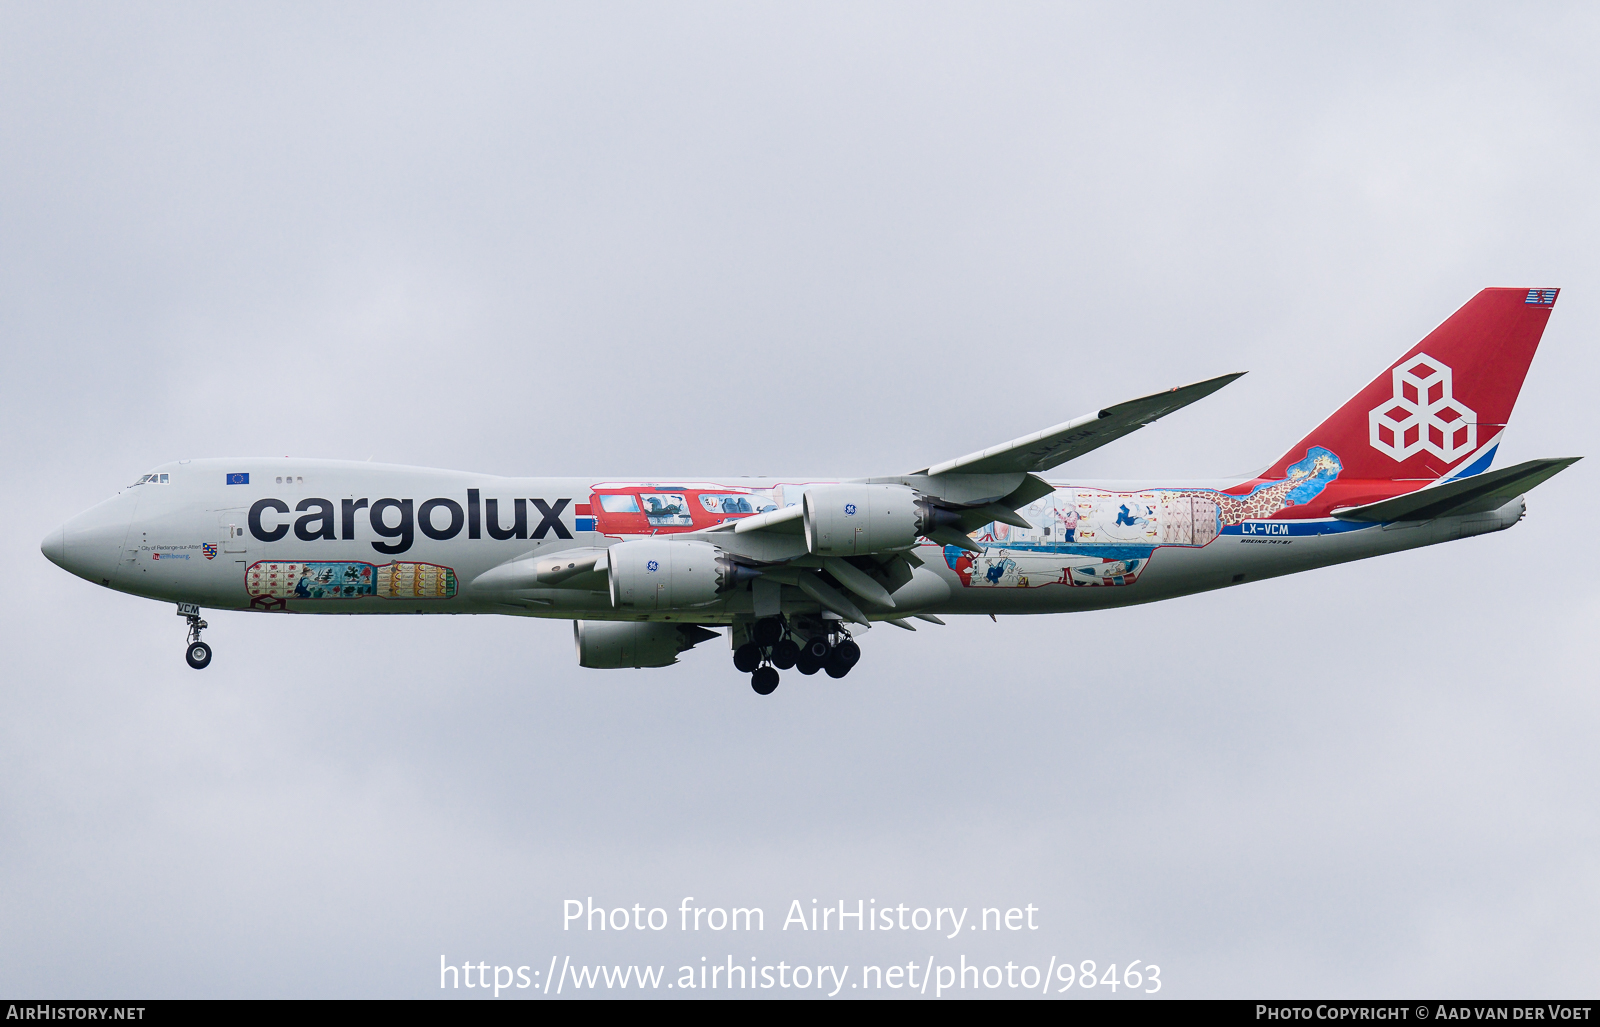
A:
41 288 1579 696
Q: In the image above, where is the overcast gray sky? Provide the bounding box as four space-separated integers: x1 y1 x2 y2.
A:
3 1 1597 999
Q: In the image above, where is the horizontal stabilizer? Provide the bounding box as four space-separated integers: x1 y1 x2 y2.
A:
920 372 1244 476
1332 458 1580 522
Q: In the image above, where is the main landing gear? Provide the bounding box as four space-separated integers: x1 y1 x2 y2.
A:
180 605 211 669
734 617 861 695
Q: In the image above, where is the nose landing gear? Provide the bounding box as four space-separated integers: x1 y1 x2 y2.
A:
186 639 212 669
179 604 211 669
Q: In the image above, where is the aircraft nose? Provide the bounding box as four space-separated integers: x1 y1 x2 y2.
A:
45 499 133 586
41 526 66 568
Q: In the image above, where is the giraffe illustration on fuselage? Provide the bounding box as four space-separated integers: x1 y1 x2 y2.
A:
1204 446 1344 525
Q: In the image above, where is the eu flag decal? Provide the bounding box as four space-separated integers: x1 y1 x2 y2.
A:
226 472 250 485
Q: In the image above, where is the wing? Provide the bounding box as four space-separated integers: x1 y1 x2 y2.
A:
916 372 1245 476
1332 458 1580 522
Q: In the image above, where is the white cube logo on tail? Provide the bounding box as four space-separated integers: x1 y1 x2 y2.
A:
1368 354 1476 463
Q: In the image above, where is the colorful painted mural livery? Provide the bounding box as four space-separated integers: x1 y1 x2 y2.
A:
944 447 1343 589
246 560 459 600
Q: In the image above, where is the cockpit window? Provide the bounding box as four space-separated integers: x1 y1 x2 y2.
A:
598 494 640 513
130 473 170 486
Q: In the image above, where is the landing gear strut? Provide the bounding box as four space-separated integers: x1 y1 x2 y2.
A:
180 605 211 670
753 618 785 648
737 617 859 693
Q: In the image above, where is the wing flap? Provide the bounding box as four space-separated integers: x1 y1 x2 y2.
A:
1332 458 1580 522
920 372 1244 476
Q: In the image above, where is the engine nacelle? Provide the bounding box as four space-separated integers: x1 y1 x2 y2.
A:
803 484 923 557
574 620 716 669
607 538 750 611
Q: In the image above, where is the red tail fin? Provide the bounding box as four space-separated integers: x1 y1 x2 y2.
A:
1265 288 1559 482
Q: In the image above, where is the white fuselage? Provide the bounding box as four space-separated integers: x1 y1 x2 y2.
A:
43 457 1523 624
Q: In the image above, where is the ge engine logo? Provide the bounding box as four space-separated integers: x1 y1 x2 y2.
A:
646 560 659 572
1368 354 1476 463
844 503 857 516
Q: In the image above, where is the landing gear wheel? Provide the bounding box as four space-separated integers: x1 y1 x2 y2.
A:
833 639 861 669
753 618 785 647
796 637 828 676
824 653 852 678
185 641 212 670
750 666 779 695
770 639 799 670
733 642 762 674
181 609 211 670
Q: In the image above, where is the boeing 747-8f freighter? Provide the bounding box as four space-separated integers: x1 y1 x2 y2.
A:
42 289 1579 694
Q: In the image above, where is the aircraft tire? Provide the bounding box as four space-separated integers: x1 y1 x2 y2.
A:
185 641 212 670
824 654 851 679
733 642 762 674
802 637 830 661
795 651 823 676
751 667 779 695
753 618 785 647
833 639 861 668
770 639 799 670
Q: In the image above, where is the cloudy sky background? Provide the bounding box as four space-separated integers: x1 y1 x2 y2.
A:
2 1 1597 998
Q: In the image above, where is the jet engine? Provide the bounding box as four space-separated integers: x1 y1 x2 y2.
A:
607 538 755 611
803 484 947 557
574 620 720 669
